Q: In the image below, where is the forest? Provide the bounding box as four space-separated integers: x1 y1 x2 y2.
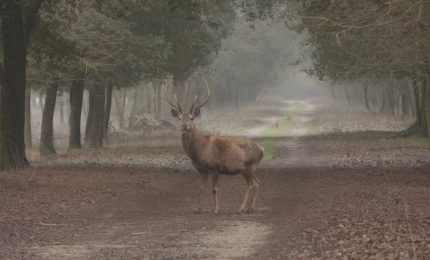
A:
1 0 430 259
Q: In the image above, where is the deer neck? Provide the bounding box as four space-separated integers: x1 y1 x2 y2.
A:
181 126 208 163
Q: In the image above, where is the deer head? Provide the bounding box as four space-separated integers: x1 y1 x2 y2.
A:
166 78 211 132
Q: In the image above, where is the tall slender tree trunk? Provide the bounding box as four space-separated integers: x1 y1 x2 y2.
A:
0 3 29 169
40 83 58 157
363 86 371 111
152 83 159 119
143 85 151 114
419 80 429 137
400 94 409 119
425 84 430 139
113 88 126 128
380 88 395 116
85 85 105 148
103 83 113 143
59 90 66 128
128 88 139 128
25 90 32 148
68 79 84 149
411 78 429 137
156 85 162 119
344 86 351 105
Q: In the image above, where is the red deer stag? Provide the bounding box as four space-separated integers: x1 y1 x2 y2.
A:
166 79 264 214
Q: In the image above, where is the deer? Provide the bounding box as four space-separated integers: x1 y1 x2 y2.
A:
166 79 264 214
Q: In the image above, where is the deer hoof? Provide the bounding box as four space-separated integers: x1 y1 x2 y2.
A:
247 208 255 214
194 207 203 213
214 209 219 214
238 208 244 214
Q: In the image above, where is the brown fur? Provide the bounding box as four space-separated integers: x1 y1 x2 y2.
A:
167 82 263 213
213 138 230 153
181 128 263 176
174 111 264 214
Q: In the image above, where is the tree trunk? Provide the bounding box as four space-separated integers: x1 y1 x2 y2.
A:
344 86 351 105
128 88 139 128
425 84 430 139
25 90 32 148
0 3 29 169
142 85 150 114
388 89 396 115
59 90 66 128
363 86 371 112
152 83 159 119
156 85 162 119
68 79 84 149
85 85 105 148
40 83 58 157
419 80 429 137
380 88 395 116
410 78 428 137
103 83 113 143
113 88 126 128
400 94 409 119
393 90 401 117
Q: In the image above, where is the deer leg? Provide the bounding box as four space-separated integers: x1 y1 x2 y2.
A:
211 174 220 214
239 175 252 214
249 175 260 213
196 173 208 213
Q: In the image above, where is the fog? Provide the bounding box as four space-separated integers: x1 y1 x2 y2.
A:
2 1 430 259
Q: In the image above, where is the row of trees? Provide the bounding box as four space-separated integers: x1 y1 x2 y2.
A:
0 0 238 170
285 0 430 137
1 0 298 170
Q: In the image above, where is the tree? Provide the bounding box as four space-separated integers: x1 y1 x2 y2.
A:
128 1 235 85
0 0 44 169
31 1 169 149
68 79 84 149
39 83 58 156
287 0 430 138
207 17 302 107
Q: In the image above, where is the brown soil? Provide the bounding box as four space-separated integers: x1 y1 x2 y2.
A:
1 99 430 259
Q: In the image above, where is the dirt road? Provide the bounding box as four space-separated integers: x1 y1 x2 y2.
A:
1 99 430 259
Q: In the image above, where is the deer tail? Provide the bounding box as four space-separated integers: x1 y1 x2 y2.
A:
256 144 264 161
257 144 265 152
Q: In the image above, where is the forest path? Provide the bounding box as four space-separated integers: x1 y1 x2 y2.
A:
27 99 313 260
2 99 430 259
243 100 315 137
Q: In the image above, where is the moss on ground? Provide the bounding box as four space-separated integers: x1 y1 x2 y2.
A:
407 135 430 149
260 116 294 160
259 103 307 160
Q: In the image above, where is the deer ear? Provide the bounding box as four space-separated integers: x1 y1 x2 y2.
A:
171 109 180 119
192 108 200 119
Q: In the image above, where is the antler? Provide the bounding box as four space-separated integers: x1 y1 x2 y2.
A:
165 81 182 113
189 77 211 113
189 95 198 112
